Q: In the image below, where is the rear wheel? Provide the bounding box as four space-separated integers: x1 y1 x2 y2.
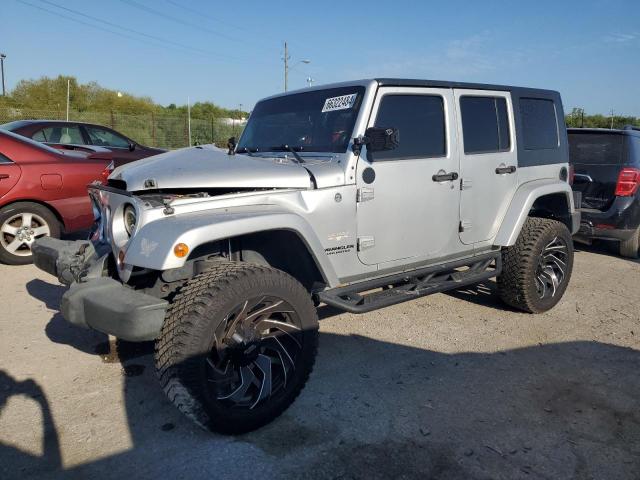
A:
498 217 574 313
619 227 639 259
155 261 318 434
0 202 60 265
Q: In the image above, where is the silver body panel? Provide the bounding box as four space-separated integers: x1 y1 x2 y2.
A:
95 79 575 289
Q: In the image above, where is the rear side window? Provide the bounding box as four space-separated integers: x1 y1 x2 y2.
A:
568 133 625 165
372 94 446 160
520 98 559 150
460 96 510 154
0 153 13 164
36 126 85 145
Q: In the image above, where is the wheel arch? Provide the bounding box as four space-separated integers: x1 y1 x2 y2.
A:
188 229 329 291
494 180 575 247
0 199 66 231
123 208 339 288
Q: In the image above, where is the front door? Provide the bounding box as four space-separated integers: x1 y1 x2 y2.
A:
454 90 518 244
356 87 460 266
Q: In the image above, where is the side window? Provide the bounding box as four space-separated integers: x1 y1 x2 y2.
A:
0 153 13 164
460 96 510 154
372 94 446 161
39 126 85 144
86 127 130 148
32 130 47 142
520 98 559 150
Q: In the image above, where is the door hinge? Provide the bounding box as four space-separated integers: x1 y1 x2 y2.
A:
357 236 375 251
357 187 374 203
459 220 473 232
460 178 473 190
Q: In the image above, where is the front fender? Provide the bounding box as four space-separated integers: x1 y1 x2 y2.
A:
494 180 575 247
123 205 339 286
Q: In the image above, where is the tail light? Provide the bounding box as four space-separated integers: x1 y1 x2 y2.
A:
568 164 575 186
614 167 640 197
101 161 115 183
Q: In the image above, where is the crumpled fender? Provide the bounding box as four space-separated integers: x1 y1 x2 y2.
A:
122 205 339 286
494 179 575 247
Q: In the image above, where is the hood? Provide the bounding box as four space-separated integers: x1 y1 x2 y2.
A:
110 145 313 191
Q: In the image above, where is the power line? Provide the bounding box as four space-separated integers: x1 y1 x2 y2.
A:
17 0 182 53
119 0 246 44
34 0 239 62
163 0 281 44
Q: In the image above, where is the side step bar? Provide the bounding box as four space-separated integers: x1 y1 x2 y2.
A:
317 252 501 314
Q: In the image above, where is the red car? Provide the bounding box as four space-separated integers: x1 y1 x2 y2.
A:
1 120 165 166
0 130 112 265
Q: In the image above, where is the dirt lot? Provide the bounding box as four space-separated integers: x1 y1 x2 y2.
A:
0 243 639 479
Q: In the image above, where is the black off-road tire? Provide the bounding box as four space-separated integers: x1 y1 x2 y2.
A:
619 227 640 259
155 261 319 434
498 217 574 313
0 202 61 265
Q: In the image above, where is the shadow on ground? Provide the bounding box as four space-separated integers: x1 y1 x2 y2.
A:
5 281 640 479
574 239 640 264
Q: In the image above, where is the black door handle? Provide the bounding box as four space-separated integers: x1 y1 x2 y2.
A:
0 174 9 180
495 165 517 174
432 172 459 182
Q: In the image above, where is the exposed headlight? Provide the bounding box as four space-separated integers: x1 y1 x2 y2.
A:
123 204 137 237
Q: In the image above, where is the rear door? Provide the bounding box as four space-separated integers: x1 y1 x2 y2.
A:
568 132 625 211
454 90 518 244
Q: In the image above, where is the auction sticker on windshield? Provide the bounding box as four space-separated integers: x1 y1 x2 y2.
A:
322 94 358 113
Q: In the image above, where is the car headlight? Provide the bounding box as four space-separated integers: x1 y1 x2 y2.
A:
123 204 137 237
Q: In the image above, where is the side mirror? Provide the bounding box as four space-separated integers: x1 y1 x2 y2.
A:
352 127 399 155
128 143 136 152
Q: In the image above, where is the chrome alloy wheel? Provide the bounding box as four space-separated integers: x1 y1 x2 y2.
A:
535 236 569 299
206 295 303 410
0 212 51 257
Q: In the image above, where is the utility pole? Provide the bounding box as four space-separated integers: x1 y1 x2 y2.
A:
0 53 6 96
283 41 289 92
66 79 70 121
187 96 192 147
610 109 614 129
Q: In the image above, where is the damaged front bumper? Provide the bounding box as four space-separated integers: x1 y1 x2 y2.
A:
32 237 168 342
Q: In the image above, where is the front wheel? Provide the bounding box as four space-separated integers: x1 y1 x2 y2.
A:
155 261 319 434
0 202 61 265
498 217 574 313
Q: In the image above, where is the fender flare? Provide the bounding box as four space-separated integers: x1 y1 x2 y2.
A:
494 180 575 247
122 206 339 286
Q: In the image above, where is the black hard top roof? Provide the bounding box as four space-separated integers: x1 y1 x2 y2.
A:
568 126 640 137
375 78 559 97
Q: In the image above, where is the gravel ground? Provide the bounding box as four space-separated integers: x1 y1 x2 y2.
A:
0 243 639 479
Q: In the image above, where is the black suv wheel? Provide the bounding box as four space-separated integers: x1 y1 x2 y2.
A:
155 261 318 434
498 217 574 313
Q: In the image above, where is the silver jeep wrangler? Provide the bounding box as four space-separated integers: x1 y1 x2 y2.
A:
32 79 580 434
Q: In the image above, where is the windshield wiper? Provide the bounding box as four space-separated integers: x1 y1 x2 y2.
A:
235 147 258 156
269 145 305 164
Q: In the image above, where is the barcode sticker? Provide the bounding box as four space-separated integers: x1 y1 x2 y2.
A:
322 94 358 113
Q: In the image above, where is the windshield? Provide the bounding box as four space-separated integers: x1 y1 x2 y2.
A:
238 86 365 154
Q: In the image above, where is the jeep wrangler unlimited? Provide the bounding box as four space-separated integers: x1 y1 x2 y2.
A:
32 79 580 434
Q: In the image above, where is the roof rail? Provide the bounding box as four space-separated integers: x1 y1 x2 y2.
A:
623 125 640 132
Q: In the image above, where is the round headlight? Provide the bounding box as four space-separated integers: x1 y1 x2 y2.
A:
123 204 137 236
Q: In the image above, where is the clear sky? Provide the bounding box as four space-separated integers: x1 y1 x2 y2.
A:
2 0 639 114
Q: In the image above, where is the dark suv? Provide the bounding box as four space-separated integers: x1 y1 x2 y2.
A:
569 126 640 258
0 120 165 166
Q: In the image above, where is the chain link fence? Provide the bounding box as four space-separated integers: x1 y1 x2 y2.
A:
0 107 245 149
